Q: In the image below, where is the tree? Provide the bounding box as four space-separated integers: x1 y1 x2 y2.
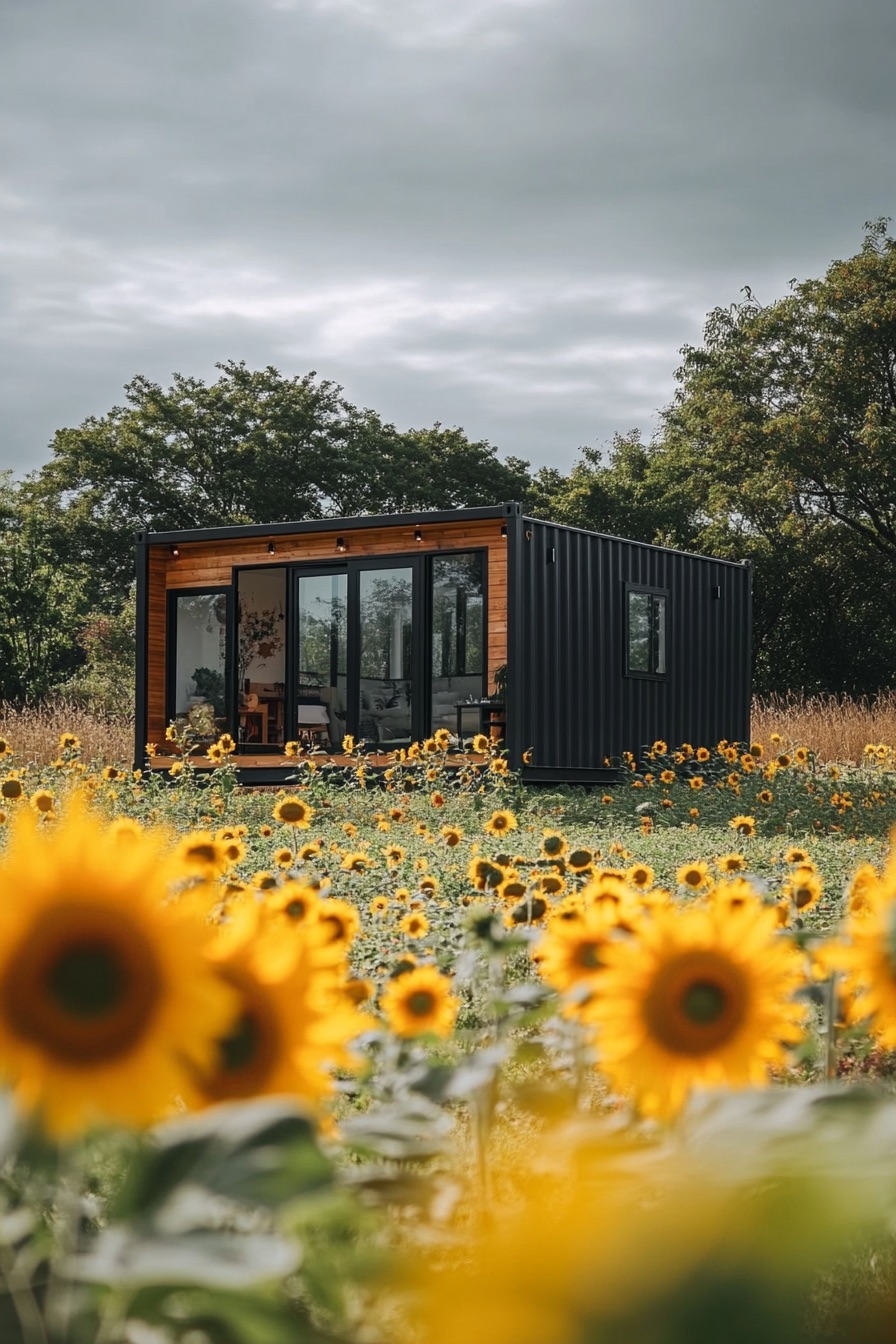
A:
35 362 534 594
0 475 94 701
647 219 896 693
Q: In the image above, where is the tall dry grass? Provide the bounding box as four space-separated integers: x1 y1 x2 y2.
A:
0 701 133 766
751 691 896 764
0 694 893 771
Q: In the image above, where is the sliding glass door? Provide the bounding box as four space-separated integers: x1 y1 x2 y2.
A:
294 570 348 752
284 549 484 751
355 564 415 748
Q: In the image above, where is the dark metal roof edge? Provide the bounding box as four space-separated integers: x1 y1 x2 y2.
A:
136 502 518 546
520 515 749 570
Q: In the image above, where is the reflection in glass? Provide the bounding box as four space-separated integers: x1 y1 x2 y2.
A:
358 567 413 745
628 591 650 673
238 568 287 746
172 592 228 720
297 573 347 751
628 591 666 675
431 552 485 734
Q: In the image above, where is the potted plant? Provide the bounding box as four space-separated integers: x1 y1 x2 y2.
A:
191 667 226 718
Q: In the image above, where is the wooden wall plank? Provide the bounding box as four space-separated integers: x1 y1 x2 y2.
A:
148 520 508 734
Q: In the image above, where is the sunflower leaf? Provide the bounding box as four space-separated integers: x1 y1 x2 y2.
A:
116 1100 333 1219
125 1284 332 1344
69 1226 300 1289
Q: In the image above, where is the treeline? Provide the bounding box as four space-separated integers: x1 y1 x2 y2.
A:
6 219 896 706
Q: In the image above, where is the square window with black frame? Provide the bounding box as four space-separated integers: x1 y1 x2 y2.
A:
627 589 667 676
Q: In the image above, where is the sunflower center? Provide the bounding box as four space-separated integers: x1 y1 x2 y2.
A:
200 971 280 1102
643 951 749 1057
284 899 308 919
47 943 124 1018
681 980 726 1025
219 1011 259 1073
408 991 435 1017
3 908 162 1066
575 940 604 970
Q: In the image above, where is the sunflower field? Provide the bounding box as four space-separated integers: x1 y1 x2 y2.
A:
4 728 896 1341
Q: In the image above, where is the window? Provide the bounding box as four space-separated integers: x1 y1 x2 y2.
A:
627 588 667 676
168 589 229 722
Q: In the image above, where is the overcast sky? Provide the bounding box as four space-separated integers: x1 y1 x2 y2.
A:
3 0 895 479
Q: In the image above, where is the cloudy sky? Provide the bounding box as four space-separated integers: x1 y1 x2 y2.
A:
3 0 895 479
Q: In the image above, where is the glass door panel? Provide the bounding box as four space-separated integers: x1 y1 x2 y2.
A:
357 566 413 747
296 571 348 751
431 552 486 735
236 567 287 749
168 590 230 733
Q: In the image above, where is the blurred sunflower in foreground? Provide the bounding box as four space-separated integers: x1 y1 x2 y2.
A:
0 797 235 1136
412 1126 883 1344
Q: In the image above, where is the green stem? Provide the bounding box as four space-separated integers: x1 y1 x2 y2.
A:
825 974 839 1081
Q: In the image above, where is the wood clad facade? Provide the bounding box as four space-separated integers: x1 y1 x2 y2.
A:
141 510 510 760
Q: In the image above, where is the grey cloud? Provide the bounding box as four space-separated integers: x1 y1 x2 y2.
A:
2 0 896 476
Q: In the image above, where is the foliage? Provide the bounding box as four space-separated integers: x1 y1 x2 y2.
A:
0 474 95 702
64 586 136 716
32 361 535 594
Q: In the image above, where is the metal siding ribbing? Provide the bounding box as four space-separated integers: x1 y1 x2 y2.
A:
516 520 752 771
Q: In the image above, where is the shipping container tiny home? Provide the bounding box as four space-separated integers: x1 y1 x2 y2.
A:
135 502 752 784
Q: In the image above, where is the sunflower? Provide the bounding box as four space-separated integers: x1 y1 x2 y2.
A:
484 809 517 837
400 911 430 939
58 733 79 752
30 790 55 817
206 743 225 764
784 866 822 913
688 776 704 792
440 825 463 848
433 728 452 751
471 733 490 754
534 903 621 998
217 734 236 755
490 758 510 777
785 846 810 866
695 747 710 763
274 847 294 869
676 861 711 891
273 796 314 828
757 789 774 805
384 845 407 867
380 965 458 1038
265 882 320 926
659 769 676 785
715 853 746 874
174 832 230 879
0 798 234 1136
299 841 321 861
101 766 124 782
588 903 807 1118
342 734 356 754
219 838 246 867
729 815 756 838
369 895 390 916
341 852 372 875
536 872 566 898
192 908 369 1109
430 791 446 808
1 778 23 802
419 874 440 896
625 863 654 890
284 740 300 757
317 898 361 946
540 831 568 859
468 857 506 890
567 848 593 873
259 823 274 838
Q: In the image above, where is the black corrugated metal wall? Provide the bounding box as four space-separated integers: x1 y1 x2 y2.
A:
512 518 752 779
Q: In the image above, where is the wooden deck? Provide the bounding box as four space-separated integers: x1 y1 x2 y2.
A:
149 751 488 771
